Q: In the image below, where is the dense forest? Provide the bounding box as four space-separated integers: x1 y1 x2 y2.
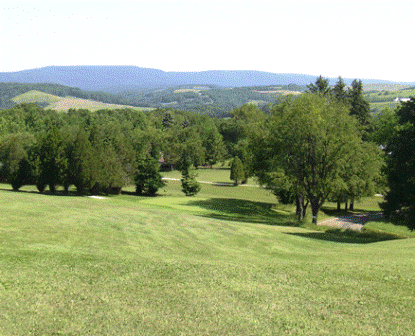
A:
1 76 414 228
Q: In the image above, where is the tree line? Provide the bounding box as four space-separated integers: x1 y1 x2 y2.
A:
0 104 229 196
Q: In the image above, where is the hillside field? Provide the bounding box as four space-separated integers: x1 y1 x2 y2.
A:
11 90 152 112
1 168 414 335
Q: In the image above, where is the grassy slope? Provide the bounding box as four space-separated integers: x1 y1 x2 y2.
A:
12 90 63 105
1 176 415 335
46 96 132 112
10 90 152 112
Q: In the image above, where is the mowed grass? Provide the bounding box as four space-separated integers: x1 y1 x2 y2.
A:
1 176 415 335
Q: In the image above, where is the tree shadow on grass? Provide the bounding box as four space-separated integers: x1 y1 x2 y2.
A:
0 184 116 198
186 197 299 227
286 228 402 244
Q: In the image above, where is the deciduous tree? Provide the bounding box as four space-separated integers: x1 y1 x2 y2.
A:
254 93 377 224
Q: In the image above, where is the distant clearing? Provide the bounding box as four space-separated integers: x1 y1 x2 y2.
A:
174 88 203 94
12 90 62 105
253 89 301 95
11 90 153 112
47 96 132 111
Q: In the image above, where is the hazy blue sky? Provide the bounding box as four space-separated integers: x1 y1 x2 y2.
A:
1 0 414 82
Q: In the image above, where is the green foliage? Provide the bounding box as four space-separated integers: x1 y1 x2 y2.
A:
0 132 36 190
368 108 399 146
70 129 97 195
381 98 415 229
348 79 371 126
332 76 348 102
254 93 378 223
181 165 201 196
162 111 175 129
173 126 206 171
230 156 245 186
135 156 165 196
306 75 331 95
37 127 68 193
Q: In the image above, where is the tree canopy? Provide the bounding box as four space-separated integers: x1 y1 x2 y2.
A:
381 98 415 229
253 93 383 223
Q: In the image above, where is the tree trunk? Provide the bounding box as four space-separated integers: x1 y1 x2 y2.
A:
310 199 320 225
337 201 341 211
296 194 308 221
345 202 348 211
349 197 354 211
296 194 304 221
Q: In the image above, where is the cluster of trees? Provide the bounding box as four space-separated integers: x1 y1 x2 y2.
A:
230 76 384 224
0 104 227 196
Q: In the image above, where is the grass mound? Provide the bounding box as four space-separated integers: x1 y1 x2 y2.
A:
12 90 62 105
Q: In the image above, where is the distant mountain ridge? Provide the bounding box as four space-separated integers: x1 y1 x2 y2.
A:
0 66 410 93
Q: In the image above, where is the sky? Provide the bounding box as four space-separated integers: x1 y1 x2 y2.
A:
0 0 414 82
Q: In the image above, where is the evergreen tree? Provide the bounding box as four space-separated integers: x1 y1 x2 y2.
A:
162 111 175 129
70 129 97 195
135 156 165 196
0 133 36 191
306 75 331 95
38 127 68 193
181 165 201 196
203 127 226 167
348 79 370 126
230 156 245 186
332 76 348 102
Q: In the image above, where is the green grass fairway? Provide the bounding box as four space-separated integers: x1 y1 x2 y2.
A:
1 181 415 335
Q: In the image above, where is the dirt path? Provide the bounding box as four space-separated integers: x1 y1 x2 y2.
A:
317 212 384 231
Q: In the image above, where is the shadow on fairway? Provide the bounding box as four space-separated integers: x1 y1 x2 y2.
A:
0 184 118 198
186 197 299 227
286 228 402 244
0 187 75 197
